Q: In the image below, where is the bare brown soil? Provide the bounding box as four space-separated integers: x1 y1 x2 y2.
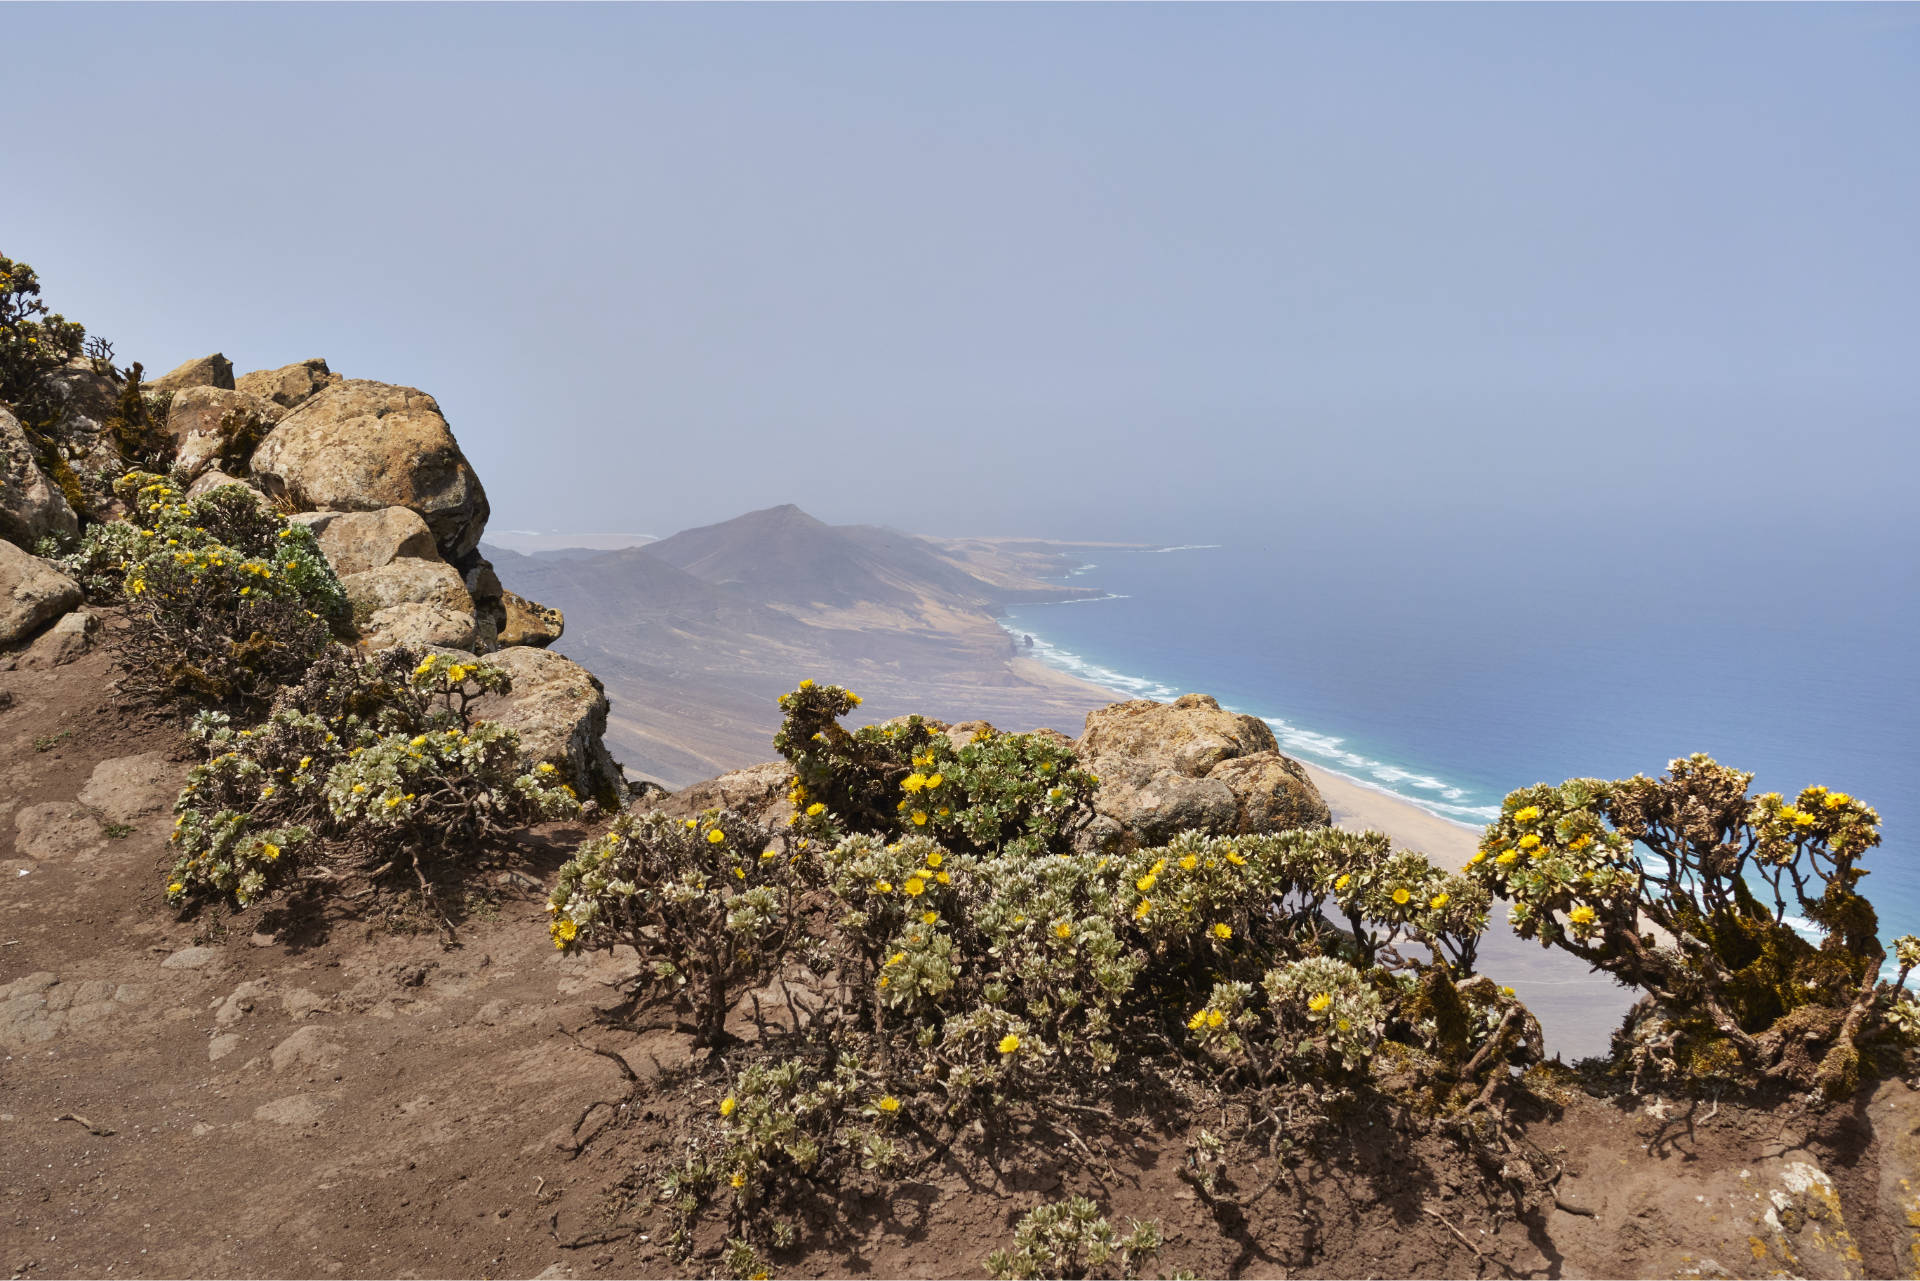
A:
7 646 1920 1280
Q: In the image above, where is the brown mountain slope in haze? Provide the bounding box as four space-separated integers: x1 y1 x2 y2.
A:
485 509 1119 786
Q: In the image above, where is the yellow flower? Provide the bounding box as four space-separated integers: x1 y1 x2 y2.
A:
262 842 281 861
1569 834 1594 851
1179 855 1198 871
935 871 950 885
1335 873 1351 891
911 811 928 827
707 828 727 845
904 876 926 897
1135 873 1157 893
1308 993 1332 1013
1470 850 1488 865
385 795 404 809
888 951 907 967
351 783 366 794
799 679 814 689
167 881 184 894
926 851 943 868
1495 851 1518 865
1054 921 1072 940
1430 893 1449 910
1211 923 1232 940
925 772 942 789
923 910 939 925
1187 1009 1207 1031
903 773 927 793
1568 905 1597 926
1518 834 1542 850
260 784 275 798
1825 791 1852 810
1514 805 1542 824
1226 851 1246 866
537 761 556 774
997 1034 1021 1055
719 1096 736 1117
1133 898 1152 920
875 880 893 894
729 1173 745 1189
878 1096 901 1113
1206 1009 1225 1029
806 802 826 817
1391 887 1410 906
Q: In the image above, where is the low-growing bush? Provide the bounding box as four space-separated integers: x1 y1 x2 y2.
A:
985 1197 1163 1281
0 251 86 426
67 472 349 706
168 648 578 908
1469 754 1916 1093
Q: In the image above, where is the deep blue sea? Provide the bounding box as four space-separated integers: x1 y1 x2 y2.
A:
1003 536 1920 948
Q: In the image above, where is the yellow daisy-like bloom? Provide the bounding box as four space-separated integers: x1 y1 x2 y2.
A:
385 796 404 809
707 828 727 844
1514 805 1542 824
1470 850 1488 865
410 734 427 748
1568 905 1597 926
799 679 814 689
1179 855 1198 871
1825 791 1852 809
1495 851 1519 865
1307 993 1332 1013
875 880 893 894
732 867 745 880
877 1096 901 1113
806 802 826 817
1211 923 1232 940
1391 887 1411 906
262 842 281 861
1133 898 1152 920
925 773 942 789
1335 873 1351 891
926 851 944 867
1226 851 1246 866
1187 1009 1207 1031
934 871 950 885
904 876 926 897
167 881 184 894
877 976 889 989
903 774 926 794
997 1034 1020 1055
720 1096 736 1118
351 783 367 794
1430 892 1449 910
847 692 861 706
1206 1009 1226 1030
1135 873 1157 893
911 811 928 827
1518 834 1542 850
260 784 275 798
1569 834 1594 851
888 951 907 967
923 910 939 925
684 819 697 829
729 1173 745 1190
1054 921 1072 940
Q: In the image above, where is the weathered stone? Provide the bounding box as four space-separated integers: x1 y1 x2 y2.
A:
0 607 97 671
185 468 263 502
234 358 338 411
77 752 176 824
359 602 478 652
0 540 82 646
148 353 235 395
250 380 490 558
476 645 623 805
499 590 564 647
1 972 146 1049
0 405 78 550
1074 694 1329 852
161 946 222 970
658 760 793 830
39 359 128 488
163 385 282 479
269 1025 345 1073
340 557 474 622
12 802 102 862
293 506 439 578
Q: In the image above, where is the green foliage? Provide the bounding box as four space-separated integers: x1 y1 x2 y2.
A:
716 1054 900 1207
773 679 1098 859
0 252 86 425
167 647 578 907
985 1197 1163 1281
65 473 348 707
1467 754 1904 1091
104 362 172 469
549 808 809 1044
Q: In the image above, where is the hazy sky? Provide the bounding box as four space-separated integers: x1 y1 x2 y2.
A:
8 3 1916 553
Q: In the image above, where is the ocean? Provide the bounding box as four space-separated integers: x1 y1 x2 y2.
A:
1002 536 1920 949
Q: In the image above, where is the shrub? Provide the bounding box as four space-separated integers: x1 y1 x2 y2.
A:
985 1197 1163 1281
67 472 348 706
1468 754 1914 1092
167 648 578 907
0 252 86 426
715 1053 899 1210
548 808 810 1045
103 362 173 469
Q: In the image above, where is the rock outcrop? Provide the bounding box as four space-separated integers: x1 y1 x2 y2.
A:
234 358 338 411
658 760 793 828
148 352 235 395
293 507 440 579
0 405 79 550
474 645 623 805
499 590 564 647
249 380 489 560
0 541 83 647
1074 693 1329 852
340 558 474 622
164 385 282 479
358 603 479 652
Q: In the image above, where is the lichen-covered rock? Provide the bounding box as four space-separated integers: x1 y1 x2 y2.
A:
339 557 473 622
358 602 478 652
475 645 622 805
499 590 564 647
293 506 439 579
164 385 282 479
3 607 96 670
657 760 793 829
234 358 338 411
0 541 83 646
249 380 490 559
0 405 78 550
1074 693 1329 852
148 353 235 395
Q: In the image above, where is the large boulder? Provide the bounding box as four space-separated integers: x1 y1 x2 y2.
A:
498 590 563 647
339 557 473 622
234 358 339 412
148 353 235 395
164 386 283 479
0 542 83 647
0 406 78 550
293 507 439 578
358 603 477 652
249 381 489 559
1074 693 1329 852
475 645 623 806
185 468 263 502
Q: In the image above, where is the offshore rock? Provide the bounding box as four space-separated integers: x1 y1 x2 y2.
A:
249 380 490 559
1075 693 1329 852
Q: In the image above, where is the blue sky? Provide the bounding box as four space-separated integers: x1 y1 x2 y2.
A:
7 3 1916 551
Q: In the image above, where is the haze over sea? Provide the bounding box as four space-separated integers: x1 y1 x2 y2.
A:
1004 525 1920 947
